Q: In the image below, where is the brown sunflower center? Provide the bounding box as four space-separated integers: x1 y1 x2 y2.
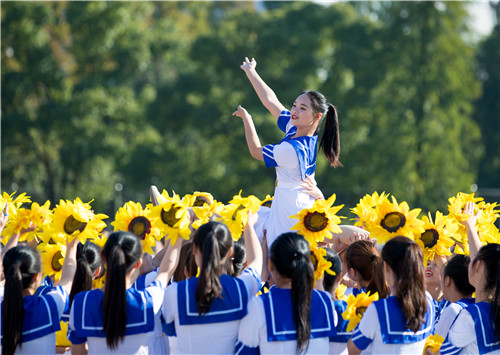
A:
421 229 439 248
304 211 329 232
261 200 272 208
51 251 64 272
193 196 211 207
232 205 246 220
356 306 367 317
63 215 87 235
381 212 406 232
161 206 182 227
128 216 151 240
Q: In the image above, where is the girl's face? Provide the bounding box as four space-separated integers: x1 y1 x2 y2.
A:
290 94 322 129
425 260 441 287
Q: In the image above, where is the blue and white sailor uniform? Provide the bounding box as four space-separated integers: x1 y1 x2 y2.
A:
235 286 337 354
434 298 451 325
351 293 435 354
329 299 351 355
434 298 475 338
162 267 261 354
259 109 319 249
68 280 165 354
0 285 68 354
440 302 500 355
132 268 159 291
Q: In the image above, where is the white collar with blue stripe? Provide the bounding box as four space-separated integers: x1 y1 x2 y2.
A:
467 302 500 354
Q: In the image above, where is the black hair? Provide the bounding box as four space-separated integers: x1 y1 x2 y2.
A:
193 221 233 315
2 245 41 355
102 231 142 349
442 254 475 298
173 242 194 282
381 236 427 332
231 239 247 277
321 247 342 293
304 91 341 168
270 232 314 353
473 243 500 339
69 241 102 306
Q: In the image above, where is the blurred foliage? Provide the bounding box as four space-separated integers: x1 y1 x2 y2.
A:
1 1 498 217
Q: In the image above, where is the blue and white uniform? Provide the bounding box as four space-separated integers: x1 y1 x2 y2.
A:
350 293 435 354
259 109 318 248
235 286 337 354
68 280 165 354
0 285 68 354
440 302 500 355
162 267 261 354
329 299 351 355
434 298 474 338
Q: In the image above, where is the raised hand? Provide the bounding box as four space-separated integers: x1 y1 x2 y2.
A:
232 105 252 120
240 57 256 72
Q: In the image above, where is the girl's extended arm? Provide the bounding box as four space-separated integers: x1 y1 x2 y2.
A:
462 201 482 260
243 211 263 276
155 236 183 286
58 238 79 293
233 105 264 161
240 57 285 119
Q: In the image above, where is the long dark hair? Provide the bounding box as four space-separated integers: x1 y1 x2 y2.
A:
270 232 314 353
322 247 342 294
193 221 233 315
102 231 142 349
69 241 102 305
473 243 500 339
381 236 427 332
304 90 341 168
443 254 474 298
346 240 390 298
2 246 41 355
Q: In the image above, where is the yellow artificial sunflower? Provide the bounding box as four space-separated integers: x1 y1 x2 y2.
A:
342 291 379 332
1 208 32 242
111 201 160 254
351 191 389 230
423 333 445 354
47 198 108 244
290 194 344 249
38 242 66 282
0 191 31 212
151 193 191 246
335 284 348 301
23 201 53 242
368 196 425 245
217 191 262 241
260 195 273 208
56 321 71 347
256 286 269 296
415 211 454 266
310 246 336 281
183 191 215 208
93 273 106 289
192 200 224 230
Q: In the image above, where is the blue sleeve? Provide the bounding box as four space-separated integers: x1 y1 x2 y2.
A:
351 327 373 351
262 144 278 168
235 341 260 355
277 110 291 133
67 327 87 345
440 337 463 355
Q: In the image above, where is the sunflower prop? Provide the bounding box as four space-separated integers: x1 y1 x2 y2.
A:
0 191 31 212
150 192 191 246
56 321 71 347
342 291 379 332
423 333 445 354
335 284 348 302
192 200 224 230
111 201 160 254
1 208 32 242
38 242 66 282
183 191 215 208
46 198 107 244
217 191 262 241
290 194 344 249
260 195 273 208
310 246 336 281
351 191 389 230
367 196 425 245
415 211 454 265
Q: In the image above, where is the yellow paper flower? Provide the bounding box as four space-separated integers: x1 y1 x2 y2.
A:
368 196 425 245
150 193 191 246
217 191 262 241
290 194 344 249
1 208 32 242
47 198 108 244
423 333 445 354
192 200 224 230
260 195 273 208
23 201 53 242
335 284 348 301
351 192 389 229
56 321 71 347
38 242 66 282
183 191 215 208
342 291 379 332
111 201 160 254
311 246 336 281
93 273 106 289
415 211 454 266
0 191 31 212
256 286 269 296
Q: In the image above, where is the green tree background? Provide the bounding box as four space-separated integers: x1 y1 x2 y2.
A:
2 1 499 220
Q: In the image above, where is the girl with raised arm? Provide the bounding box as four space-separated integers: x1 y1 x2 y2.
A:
234 57 341 249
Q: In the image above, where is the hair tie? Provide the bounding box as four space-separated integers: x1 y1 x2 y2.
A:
371 254 376 262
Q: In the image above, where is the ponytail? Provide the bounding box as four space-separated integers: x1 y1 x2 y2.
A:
271 232 314 353
382 236 427 332
193 221 233 315
320 104 342 168
102 231 142 349
70 241 102 306
2 246 41 355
